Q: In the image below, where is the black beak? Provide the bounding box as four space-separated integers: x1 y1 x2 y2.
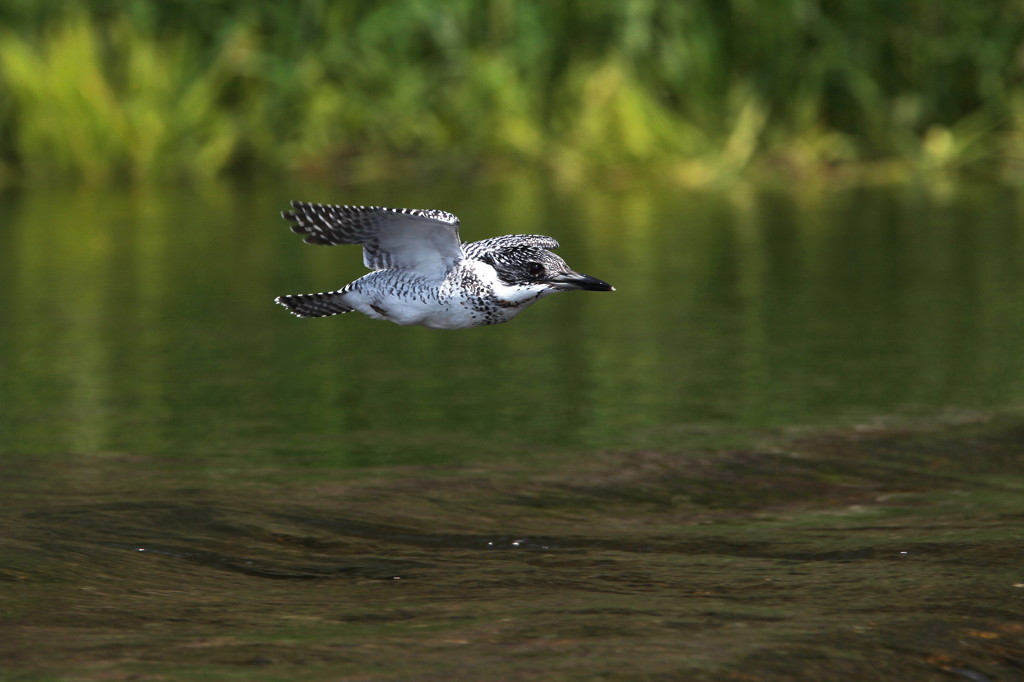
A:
547 272 615 292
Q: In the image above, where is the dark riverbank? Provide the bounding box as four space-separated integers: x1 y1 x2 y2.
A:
3 414 1022 681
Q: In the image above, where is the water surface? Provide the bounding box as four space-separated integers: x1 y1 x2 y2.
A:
1 181 1022 680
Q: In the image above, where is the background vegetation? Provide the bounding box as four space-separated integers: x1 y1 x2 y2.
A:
1 1 1023 185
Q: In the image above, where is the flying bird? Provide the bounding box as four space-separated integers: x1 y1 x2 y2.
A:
275 202 613 329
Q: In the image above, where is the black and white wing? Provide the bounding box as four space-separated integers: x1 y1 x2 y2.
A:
283 202 464 280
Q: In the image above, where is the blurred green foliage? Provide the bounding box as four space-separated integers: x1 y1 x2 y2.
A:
0 1 1022 184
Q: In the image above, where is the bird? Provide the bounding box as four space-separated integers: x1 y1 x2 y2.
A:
274 202 614 329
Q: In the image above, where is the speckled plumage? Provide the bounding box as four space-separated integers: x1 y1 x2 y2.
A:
275 202 614 329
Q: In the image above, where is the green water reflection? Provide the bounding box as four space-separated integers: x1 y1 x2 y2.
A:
2 183 1023 464
1 182 1023 680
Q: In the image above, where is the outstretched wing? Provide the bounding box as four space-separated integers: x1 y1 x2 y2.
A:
463 234 560 260
283 202 464 279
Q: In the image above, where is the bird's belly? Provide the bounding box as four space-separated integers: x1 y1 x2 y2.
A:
344 270 535 329
344 292 476 329
421 305 497 330
346 295 428 325
425 297 529 329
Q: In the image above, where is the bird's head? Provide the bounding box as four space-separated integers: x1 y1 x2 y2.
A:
481 243 614 294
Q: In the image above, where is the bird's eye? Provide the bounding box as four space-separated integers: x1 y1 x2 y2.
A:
526 262 545 277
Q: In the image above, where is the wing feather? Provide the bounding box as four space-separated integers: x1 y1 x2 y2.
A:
283 202 464 279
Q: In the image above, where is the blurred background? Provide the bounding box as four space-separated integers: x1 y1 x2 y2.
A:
1 0 1023 186
2 0 1024 470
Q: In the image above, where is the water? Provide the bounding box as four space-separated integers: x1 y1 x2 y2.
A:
1 181 1023 680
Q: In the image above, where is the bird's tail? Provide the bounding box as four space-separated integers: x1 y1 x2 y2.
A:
275 291 353 318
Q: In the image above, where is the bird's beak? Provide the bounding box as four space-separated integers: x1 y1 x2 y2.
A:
546 272 615 291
